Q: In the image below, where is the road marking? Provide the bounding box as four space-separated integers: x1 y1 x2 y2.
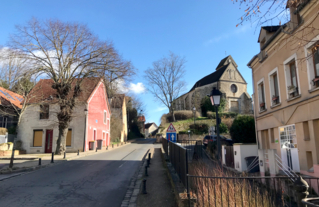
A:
118 161 126 168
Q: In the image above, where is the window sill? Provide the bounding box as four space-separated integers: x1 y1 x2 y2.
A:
270 103 281 109
309 87 319 93
259 109 267 114
287 94 301 102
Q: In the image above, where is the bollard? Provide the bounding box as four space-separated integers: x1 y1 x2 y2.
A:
147 159 150 167
77 150 79 156
148 153 151 160
64 152 66 159
142 179 147 194
117 143 119 147
39 158 41 166
106 146 108 150
96 147 98 152
145 166 148 176
51 152 54 163
112 144 114 148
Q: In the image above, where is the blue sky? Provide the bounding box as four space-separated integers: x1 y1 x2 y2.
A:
0 0 262 125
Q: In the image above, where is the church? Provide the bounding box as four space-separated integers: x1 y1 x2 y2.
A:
173 55 252 115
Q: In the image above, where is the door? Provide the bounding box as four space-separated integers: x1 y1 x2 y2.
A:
45 129 53 153
279 125 300 172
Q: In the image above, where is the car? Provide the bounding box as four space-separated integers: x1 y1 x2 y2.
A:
203 135 233 147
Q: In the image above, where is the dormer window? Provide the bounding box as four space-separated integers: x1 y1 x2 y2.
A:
40 105 49 119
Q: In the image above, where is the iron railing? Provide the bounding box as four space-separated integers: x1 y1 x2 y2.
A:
162 138 169 157
169 141 188 187
187 175 319 207
177 140 203 162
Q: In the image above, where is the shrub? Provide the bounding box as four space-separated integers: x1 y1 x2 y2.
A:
189 123 209 135
201 96 226 116
179 130 189 134
207 111 216 119
219 122 228 134
230 115 256 143
207 112 238 119
161 110 200 123
222 117 234 131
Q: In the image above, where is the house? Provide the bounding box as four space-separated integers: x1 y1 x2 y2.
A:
110 94 128 142
247 0 319 177
0 87 23 129
145 122 158 138
137 115 145 134
173 55 252 115
17 78 111 154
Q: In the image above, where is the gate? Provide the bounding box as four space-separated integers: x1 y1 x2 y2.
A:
225 146 234 168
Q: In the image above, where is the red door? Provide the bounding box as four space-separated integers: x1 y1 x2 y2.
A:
45 130 53 153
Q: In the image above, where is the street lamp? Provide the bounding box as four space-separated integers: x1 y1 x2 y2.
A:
209 87 222 165
192 107 196 125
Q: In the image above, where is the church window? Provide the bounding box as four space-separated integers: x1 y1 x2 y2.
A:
231 84 237 93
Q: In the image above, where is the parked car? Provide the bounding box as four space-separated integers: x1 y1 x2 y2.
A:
203 135 233 147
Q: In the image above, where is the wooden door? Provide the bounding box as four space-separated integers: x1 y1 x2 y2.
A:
45 129 53 153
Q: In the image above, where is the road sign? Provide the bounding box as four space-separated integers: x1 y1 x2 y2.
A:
166 123 177 142
166 132 177 142
166 123 176 132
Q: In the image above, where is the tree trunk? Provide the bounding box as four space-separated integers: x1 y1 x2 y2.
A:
55 127 68 155
170 107 176 122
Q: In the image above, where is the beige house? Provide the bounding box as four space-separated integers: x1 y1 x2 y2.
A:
248 0 319 177
110 94 128 142
145 122 158 138
173 55 252 115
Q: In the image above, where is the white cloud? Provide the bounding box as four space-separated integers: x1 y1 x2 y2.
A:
153 107 167 112
129 82 146 94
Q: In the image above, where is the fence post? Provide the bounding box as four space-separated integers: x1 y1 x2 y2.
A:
186 150 191 207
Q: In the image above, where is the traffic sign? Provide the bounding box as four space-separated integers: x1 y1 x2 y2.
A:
166 132 177 142
166 123 176 132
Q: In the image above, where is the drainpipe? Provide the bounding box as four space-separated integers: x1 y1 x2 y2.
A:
83 107 88 152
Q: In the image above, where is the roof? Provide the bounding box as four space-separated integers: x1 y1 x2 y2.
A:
137 116 145 122
27 77 101 104
145 123 153 129
188 64 228 92
215 55 238 70
262 25 281 33
151 128 159 136
0 87 24 109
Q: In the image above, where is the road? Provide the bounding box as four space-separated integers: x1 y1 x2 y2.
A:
0 139 155 207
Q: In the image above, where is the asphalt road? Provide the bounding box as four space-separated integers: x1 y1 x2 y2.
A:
0 139 155 207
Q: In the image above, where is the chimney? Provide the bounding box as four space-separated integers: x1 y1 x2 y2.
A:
288 0 301 30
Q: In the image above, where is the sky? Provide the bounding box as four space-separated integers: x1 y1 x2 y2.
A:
0 0 264 126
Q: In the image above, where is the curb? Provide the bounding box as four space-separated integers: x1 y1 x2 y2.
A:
121 148 151 207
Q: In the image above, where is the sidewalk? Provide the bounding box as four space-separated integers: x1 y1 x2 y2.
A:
0 140 137 175
136 146 176 207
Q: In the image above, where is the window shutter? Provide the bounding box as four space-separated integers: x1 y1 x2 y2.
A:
66 129 72 146
33 130 43 147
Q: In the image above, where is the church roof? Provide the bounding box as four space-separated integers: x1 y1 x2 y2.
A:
188 64 228 92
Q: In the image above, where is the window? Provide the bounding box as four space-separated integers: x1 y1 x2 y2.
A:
104 111 107 124
66 129 72 147
284 54 300 99
33 130 43 147
312 44 319 87
268 68 281 106
230 84 238 93
257 79 266 111
40 105 49 119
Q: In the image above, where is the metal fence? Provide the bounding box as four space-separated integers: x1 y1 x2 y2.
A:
187 175 319 207
177 140 203 162
169 141 188 187
162 138 168 157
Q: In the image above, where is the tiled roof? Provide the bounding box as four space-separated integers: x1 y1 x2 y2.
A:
27 77 101 104
188 64 228 92
0 87 23 109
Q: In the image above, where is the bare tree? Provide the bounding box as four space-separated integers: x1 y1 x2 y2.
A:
144 52 186 122
8 18 135 154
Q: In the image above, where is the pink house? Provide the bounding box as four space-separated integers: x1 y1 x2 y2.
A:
18 78 111 153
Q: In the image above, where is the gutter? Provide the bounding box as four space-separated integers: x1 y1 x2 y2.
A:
83 105 88 152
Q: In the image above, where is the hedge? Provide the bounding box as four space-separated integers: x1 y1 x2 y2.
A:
230 115 256 143
161 110 200 124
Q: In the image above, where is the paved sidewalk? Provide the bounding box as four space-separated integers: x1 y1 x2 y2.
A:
137 145 176 207
0 139 139 175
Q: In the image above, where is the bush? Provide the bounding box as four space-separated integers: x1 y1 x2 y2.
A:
179 130 189 134
161 110 200 124
207 112 238 119
230 115 256 143
189 123 209 135
219 122 228 134
201 96 226 116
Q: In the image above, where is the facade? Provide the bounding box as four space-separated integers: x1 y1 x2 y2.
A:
110 94 128 142
248 0 319 177
18 78 111 153
145 122 158 138
0 87 23 129
137 116 145 134
173 55 252 115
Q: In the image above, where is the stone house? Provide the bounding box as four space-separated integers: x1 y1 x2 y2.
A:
145 122 158 138
18 78 111 154
173 55 252 115
137 116 145 134
110 94 128 142
248 0 319 177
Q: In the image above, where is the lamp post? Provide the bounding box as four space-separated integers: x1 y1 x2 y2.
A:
192 107 196 125
209 87 222 165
